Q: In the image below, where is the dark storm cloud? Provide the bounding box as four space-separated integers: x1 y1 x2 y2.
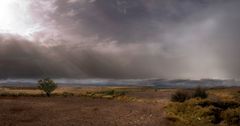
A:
41 0 216 43
1 0 240 79
0 34 74 78
0 33 188 79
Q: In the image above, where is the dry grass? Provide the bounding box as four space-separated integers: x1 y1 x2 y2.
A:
165 87 240 126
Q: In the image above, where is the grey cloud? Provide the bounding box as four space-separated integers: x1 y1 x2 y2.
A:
1 0 240 79
38 0 215 43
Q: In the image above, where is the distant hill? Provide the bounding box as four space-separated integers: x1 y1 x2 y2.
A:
0 78 239 88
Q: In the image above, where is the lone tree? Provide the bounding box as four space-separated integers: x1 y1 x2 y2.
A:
38 78 57 97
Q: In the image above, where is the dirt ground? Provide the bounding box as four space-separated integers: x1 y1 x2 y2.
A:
0 87 171 126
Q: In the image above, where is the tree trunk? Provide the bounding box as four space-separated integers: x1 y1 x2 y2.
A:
46 92 50 97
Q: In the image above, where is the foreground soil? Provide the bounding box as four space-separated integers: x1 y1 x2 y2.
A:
0 95 169 126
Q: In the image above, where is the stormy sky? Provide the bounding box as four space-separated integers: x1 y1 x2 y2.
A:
0 0 240 79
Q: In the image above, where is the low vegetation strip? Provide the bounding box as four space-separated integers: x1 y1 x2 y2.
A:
84 89 128 99
0 92 74 97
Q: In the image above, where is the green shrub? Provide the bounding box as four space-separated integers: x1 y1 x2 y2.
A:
97 90 127 97
165 98 216 126
198 100 240 110
193 87 208 99
166 95 240 126
104 90 115 95
38 78 57 97
197 100 240 125
62 92 74 97
222 108 240 125
206 106 223 124
0 92 11 96
114 90 127 96
0 92 45 97
171 90 191 102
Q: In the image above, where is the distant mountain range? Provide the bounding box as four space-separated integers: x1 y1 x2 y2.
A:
0 78 239 88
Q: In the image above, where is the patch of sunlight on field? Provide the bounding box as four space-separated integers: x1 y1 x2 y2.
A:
0 87 42 95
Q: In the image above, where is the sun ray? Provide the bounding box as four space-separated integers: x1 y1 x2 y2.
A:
0 0 42 38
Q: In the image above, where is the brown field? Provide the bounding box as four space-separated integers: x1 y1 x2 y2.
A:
0 86 239 126
0 86 172 126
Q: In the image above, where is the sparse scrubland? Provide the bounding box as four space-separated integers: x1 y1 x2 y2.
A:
166 87 240 126
0 86 240 126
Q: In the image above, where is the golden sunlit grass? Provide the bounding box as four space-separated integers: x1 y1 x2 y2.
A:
165 87 240 126
0 86 172 104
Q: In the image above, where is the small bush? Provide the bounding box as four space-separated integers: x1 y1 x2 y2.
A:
207 106 223 124
97 90 127 96
0 92 45 97
171 90 190 102
222 108 240 125
62 92 74 97
114 90 127 96
165 115 181 122
0 92 11 96
193 87 208 99
198 100 240 110
165 99 216 126
38 78 57 97
104 90 115 95
167 91 240 126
